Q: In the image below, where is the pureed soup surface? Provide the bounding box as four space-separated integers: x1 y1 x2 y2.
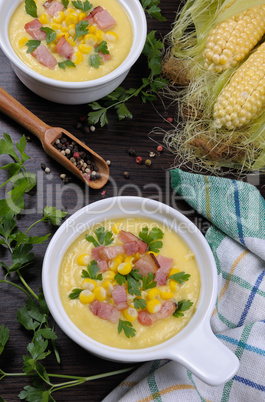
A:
9 0 132 81
59 218 201 349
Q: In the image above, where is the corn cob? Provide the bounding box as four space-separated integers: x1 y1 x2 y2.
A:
213 41 265 129
204 4 265 72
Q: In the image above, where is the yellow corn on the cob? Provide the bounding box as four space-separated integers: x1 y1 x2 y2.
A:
213 42 265 129
204 5 265 72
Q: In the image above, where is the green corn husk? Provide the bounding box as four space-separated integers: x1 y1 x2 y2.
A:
161 0 265 174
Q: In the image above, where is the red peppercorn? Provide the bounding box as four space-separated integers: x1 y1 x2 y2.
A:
166 117 173 123
136 156 143 164
73 152 80 159
157 145 163 152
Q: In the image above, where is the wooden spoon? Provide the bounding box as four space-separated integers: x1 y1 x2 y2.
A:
0 86 109 189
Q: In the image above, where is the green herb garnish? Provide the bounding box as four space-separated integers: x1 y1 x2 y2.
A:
118 320 136 338
141 0 166 21
173 300 193 318
25 0 38 18
72 0 93 12
68 288 83 300
95 41 109 55
81 260 102 280
26 40 41 53
142 272 157 291
139 226 164 253
41 27 57 44
0 325 9 355
58 60 76 69
74 20 89 41
86 226 114 247
90 54 102 69
169 271 191 284
62 0 70 7
115 269 142 296
134 298 147 310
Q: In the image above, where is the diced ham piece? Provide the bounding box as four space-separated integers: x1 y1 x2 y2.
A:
83 14 94 25
118 230 148 254
32 45 57 69
90 300 120 323
134 253 160 277
55 36 74 60
138 301 177 326
155 255 174 286
97 51 111 62
24 19 47 40
97 259 108 272
93 9 116 30
91 246 108 272
124 241 138 256
44 0 64 16
91 6 104 16
99 245 125 261
112 285 128 310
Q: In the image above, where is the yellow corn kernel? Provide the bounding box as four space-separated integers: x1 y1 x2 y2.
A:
66 37 75 46
112 222 121 234
78 12 87 21
102 270 116 281
147 299 161 314
49 43 56 52
123 307 138 322
94 286 107 301
169 279 179 293
81 278 97 291
61 26 68 33
84 33 97 45
76 253 89 266
109 255 124 272
53 11 65 24
50 23 61 30
78 44 92 54
39 13 49 25
102 280 114 296
73 51 83 64
169 268 180 277
89 25 97 34
67 24 76 37
66 7 75 14
65 13 78 26
117 262 132 275
95 30 104 42
19 37 29 48
124 255 134 264
133 252 141 262
106 31 118 41
79 289 95 304
160 286 174 300
147 288 160 299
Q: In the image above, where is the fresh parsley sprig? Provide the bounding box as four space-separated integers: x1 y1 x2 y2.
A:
115 269 143 296
169 271 191 284
41 27 57 45
141 0 166 21
86 226 114 247
74 20 89 41
118 320 136 338
139 226 164 253
25 0 38 18
142 272 157 290
58 60 76 69
81 260 102 280
173 300 193 318
26 40 41 53
72 0 93 12
68 288 83 300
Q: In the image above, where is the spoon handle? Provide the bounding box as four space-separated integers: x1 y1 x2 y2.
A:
0 86 50 141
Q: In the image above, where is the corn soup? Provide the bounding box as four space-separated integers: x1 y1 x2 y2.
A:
58 218 201 349
9 0 133 81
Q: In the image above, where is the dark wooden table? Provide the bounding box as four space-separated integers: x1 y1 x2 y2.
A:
0 2 265 401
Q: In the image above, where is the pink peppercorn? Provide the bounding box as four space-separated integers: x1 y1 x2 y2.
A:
157 145 163 152
136 156 143 164
166 117 173 123
73 152 80 159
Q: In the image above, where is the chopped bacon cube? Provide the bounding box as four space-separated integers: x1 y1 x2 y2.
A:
112 285 128 310
134 253 160 277
93 9 116 30
83 14 94 25
55 36 74 60
124 241 138 256
155 255 174 286
90 300 120 323
90 6 104 16
24 19 47 40
44 0 64 16
97 259 108 272
99 245 125 261
118 230 148 254
138 301 177 326
32 45 57 69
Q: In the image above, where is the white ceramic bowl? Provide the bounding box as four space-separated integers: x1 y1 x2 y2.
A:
0 0 146 104
42 196 239 386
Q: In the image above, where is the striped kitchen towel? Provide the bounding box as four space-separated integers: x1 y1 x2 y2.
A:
103 168 265 402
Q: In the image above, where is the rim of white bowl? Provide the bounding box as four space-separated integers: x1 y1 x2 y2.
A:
0 0 147 89
42 196 217 360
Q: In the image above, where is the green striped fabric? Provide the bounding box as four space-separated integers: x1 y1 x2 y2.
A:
103 169 265 402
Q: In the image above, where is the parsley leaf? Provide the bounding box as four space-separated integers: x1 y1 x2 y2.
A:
42 206 67 226
81 260 102 280
95 41 109 55
115 273 127 286
87 102 108 126
0 325 9 355
58 60 76 69
26 40 41 53
41 27 56 44
72 0 93 12
74 20 89 41
90 53 102 69
141 0 166 21
127 270 142 296
169 271 191 284
173 300 193 318
68 288 83 300
86 226 114 247
134 298 146 310
62 0 69 7
118 320 136 338
25 0 38 18
139 226 164 252
142 272 157 291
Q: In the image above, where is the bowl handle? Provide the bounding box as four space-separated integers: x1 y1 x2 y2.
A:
165 322 239 386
